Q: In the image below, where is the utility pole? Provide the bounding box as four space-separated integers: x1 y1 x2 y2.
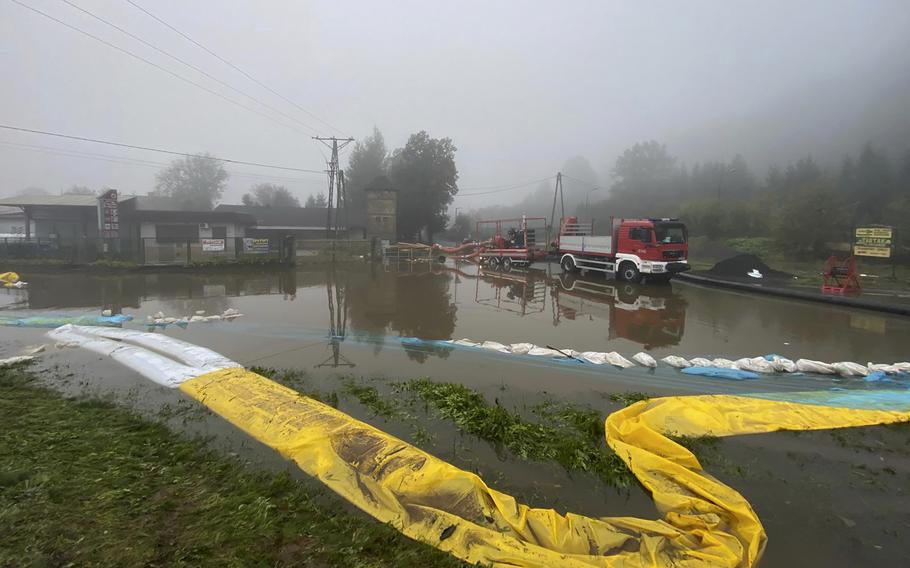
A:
313 136 354 238
549 172 564 234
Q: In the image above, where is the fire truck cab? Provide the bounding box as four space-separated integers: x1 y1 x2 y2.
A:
556 217 689 283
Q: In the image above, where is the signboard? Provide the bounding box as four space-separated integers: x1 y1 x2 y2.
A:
97 189 119 239
242 238 270 254
201 238 225 252
853 226 893 259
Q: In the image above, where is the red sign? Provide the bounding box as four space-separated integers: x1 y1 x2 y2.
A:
98 189 119 239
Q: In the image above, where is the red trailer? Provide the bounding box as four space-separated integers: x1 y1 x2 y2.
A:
474 216 548 270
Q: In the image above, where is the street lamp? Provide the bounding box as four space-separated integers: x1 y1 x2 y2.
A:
585 187 601 209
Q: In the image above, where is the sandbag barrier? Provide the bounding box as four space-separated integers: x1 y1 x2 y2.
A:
406 337 910 383
46 325 910 567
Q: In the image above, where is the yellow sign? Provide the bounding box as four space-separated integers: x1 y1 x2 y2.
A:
853 226 893 258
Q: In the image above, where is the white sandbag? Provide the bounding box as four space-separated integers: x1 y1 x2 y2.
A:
24 344 46 355
65 326 238 372
768 356 797 373
661 355 691 368
223 308 240 316
734 357 775 374
633 352 657 368
222 313 243 320
711 358 737 369
194 310 206 315
509 342 536 355
189 315 206 322
890 362 910 372
580 351 607 364
689 357 714 367
452 338 479 347
832 361 870 377
527 346 562 357
480 340 510 353
605 351 635 368
796 359 836 374
204 315 222 322
0 355 34 368
154 311 165 319
557 348 580 358
868 363 901 374
101 309 112 317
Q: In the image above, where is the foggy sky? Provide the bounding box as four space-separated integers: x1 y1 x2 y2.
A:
2 0 908 209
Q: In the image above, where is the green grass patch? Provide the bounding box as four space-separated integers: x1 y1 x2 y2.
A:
0 366 465 567
400 379 635 487
604 391 652 407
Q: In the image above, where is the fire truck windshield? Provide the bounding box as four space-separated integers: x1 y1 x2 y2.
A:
655 224 686 244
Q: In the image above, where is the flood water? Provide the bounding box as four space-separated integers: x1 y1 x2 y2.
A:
2 261 909 567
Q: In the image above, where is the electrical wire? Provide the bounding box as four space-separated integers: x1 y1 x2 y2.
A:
455 176 555 197
560 173 600 189
58 0 323 136
7 0 313 137
0 139 321 184
122 0 348 137
0 124 325 174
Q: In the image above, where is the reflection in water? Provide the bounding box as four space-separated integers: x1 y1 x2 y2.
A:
551 274 687 349
439 263 687 350
13 262 910 364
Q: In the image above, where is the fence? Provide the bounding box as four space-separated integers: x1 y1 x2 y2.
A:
0 237 98 264
0 236 374 266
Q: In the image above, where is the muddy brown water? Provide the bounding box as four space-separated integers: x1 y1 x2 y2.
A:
1 261 909 567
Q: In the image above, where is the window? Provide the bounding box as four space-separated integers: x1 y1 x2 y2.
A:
212 226 227 239
156 224 199 242
654 224 686 244
628 227 652 242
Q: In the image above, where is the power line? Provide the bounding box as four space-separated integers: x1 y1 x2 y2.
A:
7 0 312 137
122 0 348 137
560 173 600 189
0 124 325 174
0 139 320 184
455 176 555 197
57 0 323 135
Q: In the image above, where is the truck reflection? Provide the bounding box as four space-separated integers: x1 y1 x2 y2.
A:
551 273 687 348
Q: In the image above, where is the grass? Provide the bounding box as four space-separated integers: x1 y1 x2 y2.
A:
400 379 636 487
0 364 467 567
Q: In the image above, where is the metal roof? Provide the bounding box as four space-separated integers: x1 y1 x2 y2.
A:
0 194 104 207
215 204 341 229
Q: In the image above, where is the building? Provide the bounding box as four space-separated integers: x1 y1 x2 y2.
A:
214 204 353 240
120 196 254 264
365 188 397 242
0 206 32 238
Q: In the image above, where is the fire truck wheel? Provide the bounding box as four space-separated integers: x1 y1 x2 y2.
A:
487 257 500 269
502 257 512 271
619 262 642 283
560 255 577 273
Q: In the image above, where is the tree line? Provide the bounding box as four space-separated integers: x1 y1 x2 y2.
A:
586 141 910 256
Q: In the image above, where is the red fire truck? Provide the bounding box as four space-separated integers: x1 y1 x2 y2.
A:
556 217 689 283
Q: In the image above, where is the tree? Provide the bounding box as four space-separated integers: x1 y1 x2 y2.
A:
241 183 300 207
345 128 388 225
152 154 228 209
447 212 473 241
388 131 459 241
304 192 328 208
611 141 677 194
64 185 95 195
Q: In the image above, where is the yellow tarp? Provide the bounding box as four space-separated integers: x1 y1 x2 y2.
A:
1 272 20 287
180 368 910 567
